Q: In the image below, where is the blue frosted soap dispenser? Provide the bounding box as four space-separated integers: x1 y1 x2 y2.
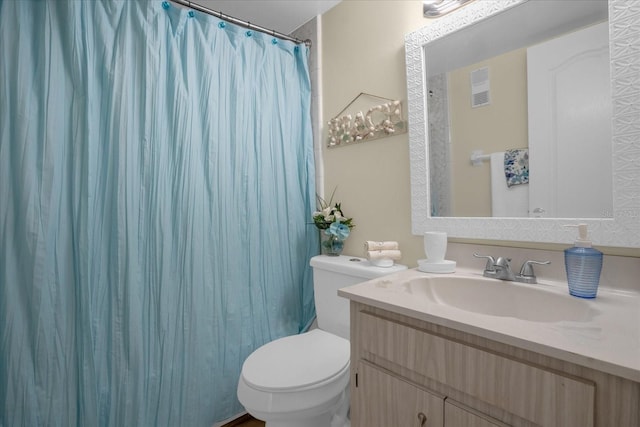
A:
564 224 603 298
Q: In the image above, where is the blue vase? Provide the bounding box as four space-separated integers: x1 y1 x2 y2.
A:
322 235 344 256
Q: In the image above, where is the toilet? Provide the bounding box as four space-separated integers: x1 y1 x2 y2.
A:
237 255 407 427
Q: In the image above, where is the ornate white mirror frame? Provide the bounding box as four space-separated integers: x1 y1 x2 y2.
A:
405 0 640 247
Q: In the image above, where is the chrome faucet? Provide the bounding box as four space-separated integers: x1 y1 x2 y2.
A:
494 257 516 281
473 253 550 284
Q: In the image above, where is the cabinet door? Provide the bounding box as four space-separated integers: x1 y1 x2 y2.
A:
353 361 444 427
445 400 510 427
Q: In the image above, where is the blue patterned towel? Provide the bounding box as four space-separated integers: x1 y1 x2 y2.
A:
504 148 529 187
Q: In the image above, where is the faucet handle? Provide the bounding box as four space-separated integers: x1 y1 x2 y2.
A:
517 260 551 284
473 253 496 272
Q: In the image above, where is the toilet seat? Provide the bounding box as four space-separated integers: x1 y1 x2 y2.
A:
241 329 350 392
237 329 351 421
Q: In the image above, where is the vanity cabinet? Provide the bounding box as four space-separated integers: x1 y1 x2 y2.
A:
349 301 640 427
355 360 506 427
444 400 508 427
355 361 444 427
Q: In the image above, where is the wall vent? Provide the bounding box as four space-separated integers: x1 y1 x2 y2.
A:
471 66 490 108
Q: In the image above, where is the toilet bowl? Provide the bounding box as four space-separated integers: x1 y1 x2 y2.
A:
237 255 407 426
237 329 350 427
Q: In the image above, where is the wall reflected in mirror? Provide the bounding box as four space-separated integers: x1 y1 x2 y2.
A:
425 0 612 218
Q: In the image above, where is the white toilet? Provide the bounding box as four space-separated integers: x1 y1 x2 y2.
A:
237 255 407 427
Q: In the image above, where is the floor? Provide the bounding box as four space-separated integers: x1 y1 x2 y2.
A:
221 414 265 427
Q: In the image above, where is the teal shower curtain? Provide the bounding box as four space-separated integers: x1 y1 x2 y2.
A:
0 0 317 425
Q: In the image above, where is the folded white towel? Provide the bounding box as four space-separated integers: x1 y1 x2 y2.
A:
364 241 399 251
366 250 402 261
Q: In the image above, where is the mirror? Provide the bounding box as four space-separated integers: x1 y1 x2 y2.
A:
405 0 640 247
425 1 610 218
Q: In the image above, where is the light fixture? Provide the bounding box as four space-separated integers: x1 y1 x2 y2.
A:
423 0 476 18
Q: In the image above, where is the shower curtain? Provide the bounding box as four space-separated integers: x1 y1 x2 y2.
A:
0 0 317 425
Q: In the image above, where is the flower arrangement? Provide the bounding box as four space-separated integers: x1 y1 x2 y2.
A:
312 191 355 255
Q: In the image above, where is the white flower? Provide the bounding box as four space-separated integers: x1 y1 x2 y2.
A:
322 206 333 221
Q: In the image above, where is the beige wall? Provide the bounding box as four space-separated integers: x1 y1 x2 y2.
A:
321 0 427 264
320 0 640 265
449 48 528 217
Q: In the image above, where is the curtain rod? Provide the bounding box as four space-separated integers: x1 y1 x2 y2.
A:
169 0 312 47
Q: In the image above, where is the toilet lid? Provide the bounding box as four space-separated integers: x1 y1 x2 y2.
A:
241 329 350 392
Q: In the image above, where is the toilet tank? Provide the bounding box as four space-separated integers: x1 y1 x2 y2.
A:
310 255 407 340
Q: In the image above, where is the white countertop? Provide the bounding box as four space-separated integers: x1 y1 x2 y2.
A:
338 267 640 383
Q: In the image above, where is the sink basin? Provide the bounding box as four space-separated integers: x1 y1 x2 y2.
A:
402 275 596 323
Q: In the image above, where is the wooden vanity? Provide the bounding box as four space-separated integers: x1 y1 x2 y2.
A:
339 270 640 427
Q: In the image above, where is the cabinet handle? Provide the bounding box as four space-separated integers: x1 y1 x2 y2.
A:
417 412 427 426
